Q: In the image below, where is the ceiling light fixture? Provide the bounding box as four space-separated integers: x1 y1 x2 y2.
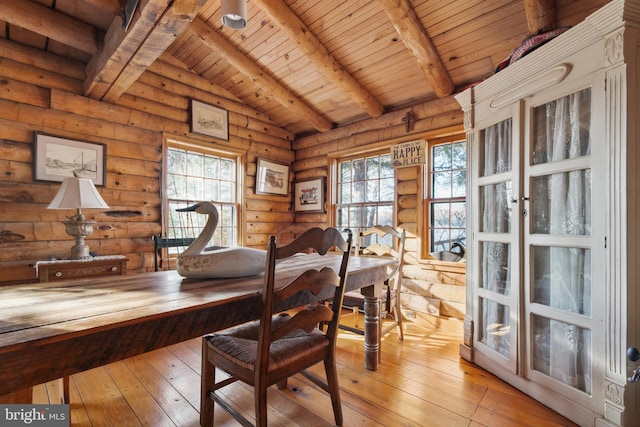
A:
221 0 247 30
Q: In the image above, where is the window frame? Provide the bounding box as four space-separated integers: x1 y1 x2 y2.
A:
329 146 397 239
162 137 245 248
423 135 467 256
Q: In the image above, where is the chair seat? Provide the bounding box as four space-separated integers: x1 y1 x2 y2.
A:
206 314 329 371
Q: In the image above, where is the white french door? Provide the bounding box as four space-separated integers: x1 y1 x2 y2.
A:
471 74 605 411
522 75 605 410
472 103 522 374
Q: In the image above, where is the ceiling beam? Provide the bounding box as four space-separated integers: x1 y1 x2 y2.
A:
253 0 385 118
377 0 454 98
524 0 556 34
85 0 206 103
0 0 100 55
188 18 333 133
81 0 123 15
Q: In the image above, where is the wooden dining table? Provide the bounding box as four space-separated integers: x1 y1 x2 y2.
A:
0 253 393 400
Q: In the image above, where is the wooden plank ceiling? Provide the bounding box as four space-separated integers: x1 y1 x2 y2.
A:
0 0 611 137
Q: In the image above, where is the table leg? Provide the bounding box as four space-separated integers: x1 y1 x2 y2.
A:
61 377 70 404
363 295 380 370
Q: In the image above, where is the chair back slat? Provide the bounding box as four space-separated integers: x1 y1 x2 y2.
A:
362 243 395 258
271 305 334 342
274 268 341 303
358 225 405 285
275 227 349 258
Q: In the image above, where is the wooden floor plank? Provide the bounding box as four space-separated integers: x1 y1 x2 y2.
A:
124 354 202 427
67 379 91 426
104 362 176 427
478 388 577 427
311 362 472 426
72 366 142 426
276 375 384 426
29 316 578 427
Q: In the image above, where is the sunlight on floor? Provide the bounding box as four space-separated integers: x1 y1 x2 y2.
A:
338 310 464 351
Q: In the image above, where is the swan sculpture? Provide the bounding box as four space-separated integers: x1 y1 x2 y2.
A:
175 202 267 279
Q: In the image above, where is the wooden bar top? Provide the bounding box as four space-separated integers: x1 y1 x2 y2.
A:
0 254 392 396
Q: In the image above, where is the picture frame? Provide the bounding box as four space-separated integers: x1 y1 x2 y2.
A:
190 99 229 141
256 158 290 196
34 133 106 186
294 177 325 213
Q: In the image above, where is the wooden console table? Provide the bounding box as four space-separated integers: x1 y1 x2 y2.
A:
0 254 392 401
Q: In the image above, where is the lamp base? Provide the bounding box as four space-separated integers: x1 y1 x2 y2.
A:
69 243 92 260
62 216 96 260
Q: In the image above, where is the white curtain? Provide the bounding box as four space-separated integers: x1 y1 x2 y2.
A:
480 119 513 358
532 89 592 393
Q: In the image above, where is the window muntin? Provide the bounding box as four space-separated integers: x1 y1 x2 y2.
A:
428 140 467 252
165 145 238 248
335 153 394 237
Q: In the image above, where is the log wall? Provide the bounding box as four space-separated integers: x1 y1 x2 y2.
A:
0 41 294 276
292 100 467 319
0 38 467 318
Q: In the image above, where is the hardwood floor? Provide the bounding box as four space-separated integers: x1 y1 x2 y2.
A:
32 314 578 426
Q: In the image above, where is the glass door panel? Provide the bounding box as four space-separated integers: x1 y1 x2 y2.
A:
479 297 511 358
480 118 512 176
473 112 520 370
524 81 601 406
531 169 592 236
479 182 513 233
480 241 511 295
531 246 591 316
531 88 591 165
532 315 592 394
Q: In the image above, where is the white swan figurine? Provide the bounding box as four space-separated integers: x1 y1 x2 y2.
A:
175 202 267 279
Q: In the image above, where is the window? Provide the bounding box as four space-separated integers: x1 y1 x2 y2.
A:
164 143 239 248
428 140 466 252
335 152 395 238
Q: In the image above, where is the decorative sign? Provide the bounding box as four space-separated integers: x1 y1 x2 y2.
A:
391 139 426 168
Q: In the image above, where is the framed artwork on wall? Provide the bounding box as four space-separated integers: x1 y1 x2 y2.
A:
34 133 106 186
294 177 325 213
256 158 289 196
190 99 229 141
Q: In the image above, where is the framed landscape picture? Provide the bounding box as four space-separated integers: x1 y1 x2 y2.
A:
190 99 229 141
294 177 325 212
256 158 289 196
34 133 106 186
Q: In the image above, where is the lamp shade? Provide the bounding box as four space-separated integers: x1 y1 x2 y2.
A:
48 177 109 210
221 0 247 29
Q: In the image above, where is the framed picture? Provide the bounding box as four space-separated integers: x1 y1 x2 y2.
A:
256 158 289 196
294 177 325 213
34 133 106 186
190 99 229 141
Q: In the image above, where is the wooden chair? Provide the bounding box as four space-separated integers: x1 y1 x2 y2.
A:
200 227 352 427
152 235 195 271
340 225 406 350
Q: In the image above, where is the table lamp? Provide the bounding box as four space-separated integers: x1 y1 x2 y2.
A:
47 175 109 259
